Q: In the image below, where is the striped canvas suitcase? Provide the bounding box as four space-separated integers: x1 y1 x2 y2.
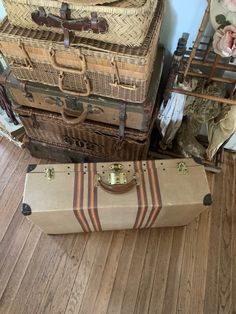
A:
22 158 212 234
0 1 164 103
2 47 164 131
2 0 160 47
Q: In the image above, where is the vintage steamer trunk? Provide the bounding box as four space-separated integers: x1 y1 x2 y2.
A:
23 136 111 162
2 48 164 132
15 105 156 160
2 0 160 47
0 1 164 103
22 159 212 234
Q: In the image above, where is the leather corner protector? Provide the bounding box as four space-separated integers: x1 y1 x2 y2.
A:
27 164 37 173
203 193 213 206
22 203 32 216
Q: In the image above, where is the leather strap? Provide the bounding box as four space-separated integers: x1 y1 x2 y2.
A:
118 103 127 140
31 4 108 48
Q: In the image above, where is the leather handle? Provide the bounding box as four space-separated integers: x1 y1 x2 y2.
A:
58 72 91 96
49 47 86 74
109 82 137 91
60 107 88 125
97 176 137 194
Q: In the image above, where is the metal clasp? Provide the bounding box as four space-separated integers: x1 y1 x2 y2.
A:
44 167 55 180
108 163 127 185
177 162 188 175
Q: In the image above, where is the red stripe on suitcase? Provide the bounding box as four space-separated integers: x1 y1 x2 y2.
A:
145 160 162 228
88 163 102 232
133 161 148 229
73 163 91 232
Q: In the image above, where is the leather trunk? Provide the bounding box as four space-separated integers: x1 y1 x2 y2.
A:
0 3 163 103
24 136 117 163
15 105 156 161
2 48 164 132
22 159 212 234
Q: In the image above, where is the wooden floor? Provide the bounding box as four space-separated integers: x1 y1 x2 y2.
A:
0 136 235 314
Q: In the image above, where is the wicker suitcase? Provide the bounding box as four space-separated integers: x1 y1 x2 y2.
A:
2 0 160 47
24 136 108 162
15 105 156 161
2 48 164 131
22 158 212 234
0 2 163 103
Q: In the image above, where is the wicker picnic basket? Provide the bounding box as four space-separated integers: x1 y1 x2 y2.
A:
15 105 156 160
2 0 159 47
0 1 163 103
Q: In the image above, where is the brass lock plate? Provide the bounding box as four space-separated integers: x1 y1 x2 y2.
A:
177 162 188 175
108 163 127 185
44 167 55 180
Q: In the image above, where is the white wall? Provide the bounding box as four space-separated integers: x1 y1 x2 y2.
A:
0 1 6 21
159 0 207 53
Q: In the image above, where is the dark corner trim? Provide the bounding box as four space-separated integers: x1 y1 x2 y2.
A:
22 203 32 216
203 193 213 206
192 156 203 165
27 164 37 173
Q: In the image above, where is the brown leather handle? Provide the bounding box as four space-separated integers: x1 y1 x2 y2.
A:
97 176 137 194
49 47 86 74
58 72 91 96
60 107 88 125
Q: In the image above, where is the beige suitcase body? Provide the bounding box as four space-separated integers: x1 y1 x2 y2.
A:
22 159 212 234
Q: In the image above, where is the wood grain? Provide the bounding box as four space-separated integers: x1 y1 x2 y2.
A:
0 138 235 314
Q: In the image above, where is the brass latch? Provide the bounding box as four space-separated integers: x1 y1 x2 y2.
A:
177 162 188 175
44 167 55 180
108 163 127 185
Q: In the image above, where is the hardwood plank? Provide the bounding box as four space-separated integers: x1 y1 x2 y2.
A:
78 232 114 314
0 218 33 299
0 226 42 313
175 217 200 314
161 227 186 314
65 232 110 314
134 228 161 314
203 168 226 314
148 228 174 314
0 209 25 270
230 154 236 313
6 233 69 314
106 230 138 314
37 233 89 314
0 152 38 241
120 229 150 314
22 234 77 314
217 157 234 314
91 231 125 314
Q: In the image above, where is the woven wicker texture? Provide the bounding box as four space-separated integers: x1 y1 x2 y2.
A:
3 0 158 46
16 106 156 160
57 0 120 6
0 2 163 102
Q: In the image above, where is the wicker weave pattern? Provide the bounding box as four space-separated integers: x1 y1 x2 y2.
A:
16 106 154 160
0 3 163 102
6 58 151 103
3 0 158 46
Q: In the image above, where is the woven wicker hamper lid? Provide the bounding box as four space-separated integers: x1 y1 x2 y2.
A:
57 0 123 5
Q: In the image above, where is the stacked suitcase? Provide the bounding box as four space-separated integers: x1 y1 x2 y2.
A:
0 0 164 162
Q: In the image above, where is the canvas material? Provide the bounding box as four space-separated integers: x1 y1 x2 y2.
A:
23 159 211 234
